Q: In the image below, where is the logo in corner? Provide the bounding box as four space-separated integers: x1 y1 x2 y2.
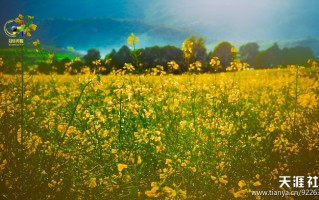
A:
4 19 25 46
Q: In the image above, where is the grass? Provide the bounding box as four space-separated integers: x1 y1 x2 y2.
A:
0 47 82 64
0 68 319 199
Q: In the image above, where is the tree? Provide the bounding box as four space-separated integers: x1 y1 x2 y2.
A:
108 45 133 69
182 36 207 67
38 62 50 74
83 49 101 67
210 41 234 70
281 46 314 65
58 58 71 74
254 43 281 68
239 42 259 67
140 45 183 72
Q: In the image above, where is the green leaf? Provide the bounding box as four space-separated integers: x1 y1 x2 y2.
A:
96 74 101 83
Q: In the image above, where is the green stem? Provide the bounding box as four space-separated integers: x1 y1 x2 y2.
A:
293 66 299 135
53 80 92 159
20 46 25 144
20 44 25 196
119 90 123 144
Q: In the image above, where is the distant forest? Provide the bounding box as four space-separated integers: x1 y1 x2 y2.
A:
0 36 316 74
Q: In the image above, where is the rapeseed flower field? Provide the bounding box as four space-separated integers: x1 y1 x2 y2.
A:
1 65 319 199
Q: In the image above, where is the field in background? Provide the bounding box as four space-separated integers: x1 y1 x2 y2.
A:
0 68 319 199
0 47 81 63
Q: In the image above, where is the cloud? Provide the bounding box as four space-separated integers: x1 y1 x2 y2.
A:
143 0 319 40
1 0 319 45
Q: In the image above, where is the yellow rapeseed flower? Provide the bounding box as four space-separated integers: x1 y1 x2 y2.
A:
190 167 196 172
29 23 37 31
256 174 260 179
92 59 101 66
145 182 160 197
168 60 179 71
16 62 22 71
18 14 24 19
17 129 22 143
0 58 3 67
238 180 246 189
88 177 97 188
231 47 237 53
49 54 55 59
33 39 40 46
57 124 65 133
32 95 40 102
163 186 177 197
137 156 142 165
0 159 7 171
165 159 172 165
117 163 128 172
219 175 228 185
253 181 261 186
127 33 139 45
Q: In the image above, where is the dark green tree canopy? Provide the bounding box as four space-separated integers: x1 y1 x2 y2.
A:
254 43 313 68
210 41 233 69
83 49 101 66
239 42 259 67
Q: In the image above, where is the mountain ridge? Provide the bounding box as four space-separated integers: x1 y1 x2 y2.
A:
1 17 319 58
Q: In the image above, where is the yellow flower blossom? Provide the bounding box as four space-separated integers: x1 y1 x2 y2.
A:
33 39 40 46
163 186 177 197
0 159 7 171
219 175 228 185
127 33 139 45
145 182 160 197
253 181 261 186
17 128 22 143
29 23 37 31
137 156 142 165
168 60 179 71
117 163 128 172
92 59 101 66
238 180 246 189
256 174 260 179
88 178 97 188
0 57 3 67
190 167 196 172
57 124 65 133
231 47 237 53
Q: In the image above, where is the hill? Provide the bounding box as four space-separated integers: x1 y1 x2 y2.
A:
31 18 192 54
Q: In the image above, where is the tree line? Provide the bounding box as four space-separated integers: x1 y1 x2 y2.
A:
0 36 316 74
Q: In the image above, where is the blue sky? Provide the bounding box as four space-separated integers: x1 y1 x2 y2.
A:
1 0 319 45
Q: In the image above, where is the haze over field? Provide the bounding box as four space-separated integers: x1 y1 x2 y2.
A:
1 0 319 55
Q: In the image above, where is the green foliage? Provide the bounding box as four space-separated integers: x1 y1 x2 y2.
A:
83 49 101 67
239 42 259 67
210 41 234 70
254 43 314 68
